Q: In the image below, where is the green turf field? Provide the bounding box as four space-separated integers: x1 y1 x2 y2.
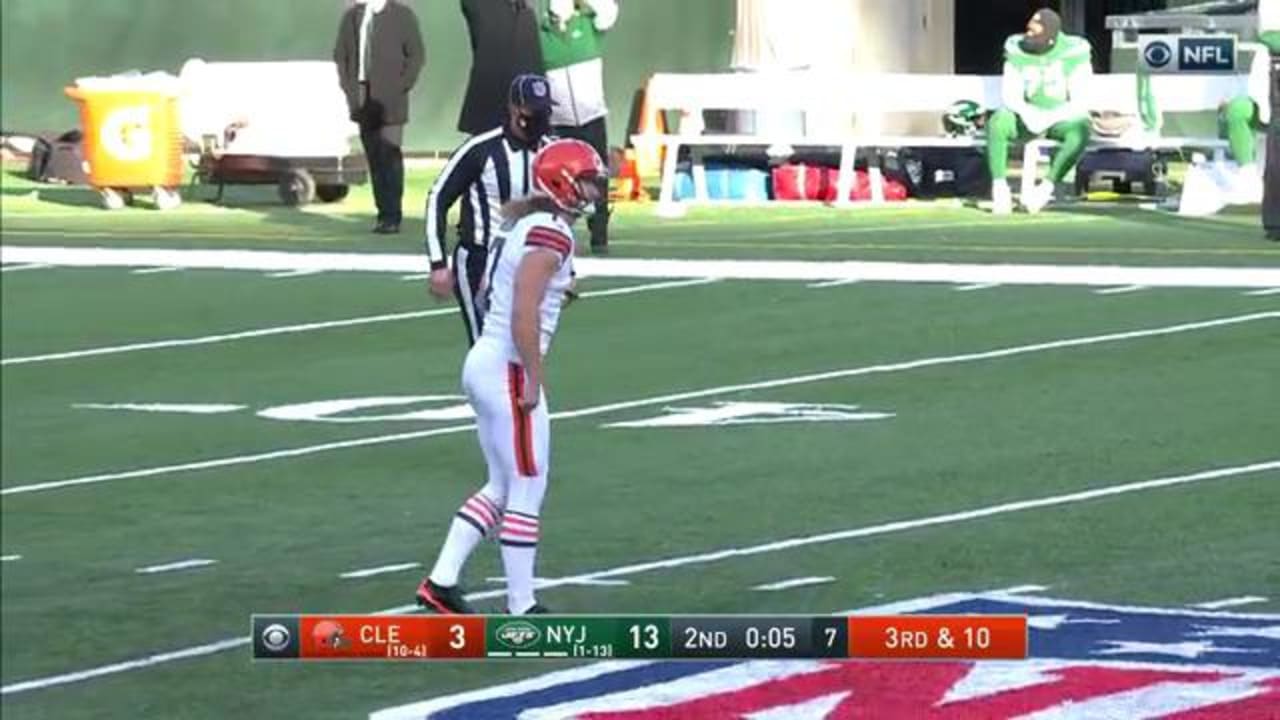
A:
1 168 1278 719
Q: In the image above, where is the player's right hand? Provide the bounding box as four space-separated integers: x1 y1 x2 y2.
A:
519 378 541 413
428 268 454 300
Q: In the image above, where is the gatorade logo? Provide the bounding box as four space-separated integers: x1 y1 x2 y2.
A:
100 106 153 162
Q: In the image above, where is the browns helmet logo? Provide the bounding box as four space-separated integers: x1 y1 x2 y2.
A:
311 620 350 651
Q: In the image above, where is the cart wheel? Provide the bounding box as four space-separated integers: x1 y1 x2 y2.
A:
101 188 126 211
315 184 350 203
153 187 182 211
278 169 317 206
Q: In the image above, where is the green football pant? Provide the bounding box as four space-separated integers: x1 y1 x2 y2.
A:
986 109 1091 183
1219 95 1267 165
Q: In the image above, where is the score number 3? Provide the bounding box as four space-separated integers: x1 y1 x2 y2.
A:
450 624 466 650
629 623 660 650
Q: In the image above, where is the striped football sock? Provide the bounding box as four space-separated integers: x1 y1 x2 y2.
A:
429 492 502 587
499 511 540 613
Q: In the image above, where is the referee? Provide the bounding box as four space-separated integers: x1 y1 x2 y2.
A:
426 75 555 344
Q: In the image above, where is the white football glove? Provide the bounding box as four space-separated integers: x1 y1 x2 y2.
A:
549 0 575 26
581 0 619 30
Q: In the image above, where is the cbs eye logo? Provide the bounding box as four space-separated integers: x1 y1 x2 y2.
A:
1143 41 1173 70
261 623 291 652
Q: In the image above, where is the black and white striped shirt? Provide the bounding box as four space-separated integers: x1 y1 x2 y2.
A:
424 127 549 270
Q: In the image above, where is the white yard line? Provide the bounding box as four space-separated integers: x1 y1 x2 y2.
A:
954 283 1002 292
751 576 836 591
399 274 430 281
1 309 453 366
3 245 1279 288
576 277 718 297
1192 596 1269 610
1 555 21 562
339 562 421 579
4 310 1275 497
1 263 50 273
4 457 1276 696
807 279 861 289
134 559 217 575
1244 287 1280 296
130 267 182 275
1095 284 1147 295
1 279 711 367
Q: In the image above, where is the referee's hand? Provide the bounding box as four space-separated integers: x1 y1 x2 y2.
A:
428 268 455 300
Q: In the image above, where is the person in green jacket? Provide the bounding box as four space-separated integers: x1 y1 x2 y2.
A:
540 0 617 254
987 8 1094 215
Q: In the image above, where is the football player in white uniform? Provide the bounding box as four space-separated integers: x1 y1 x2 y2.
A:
416 139 605 616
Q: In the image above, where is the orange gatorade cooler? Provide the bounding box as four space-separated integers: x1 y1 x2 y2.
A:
65 79 184 210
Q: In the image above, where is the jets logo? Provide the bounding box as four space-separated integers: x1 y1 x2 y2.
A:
494 621 540 650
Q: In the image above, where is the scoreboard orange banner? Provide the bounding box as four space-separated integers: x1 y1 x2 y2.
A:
847 615 1028 660
299 615 485 660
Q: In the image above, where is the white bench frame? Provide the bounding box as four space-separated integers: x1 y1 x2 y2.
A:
633 69 1251 211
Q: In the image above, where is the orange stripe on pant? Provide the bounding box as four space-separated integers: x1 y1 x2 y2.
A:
507 363 538 477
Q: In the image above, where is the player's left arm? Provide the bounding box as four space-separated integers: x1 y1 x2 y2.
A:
511 249 562 412
401 6 426 92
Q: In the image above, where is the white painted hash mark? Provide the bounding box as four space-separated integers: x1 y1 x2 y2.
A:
266 269 326 279
1 555 21 562
807 279 861 289
954 283 1001 292
1193 596 1269 610
130 267 182 275
74 403 244 415
1095 285 1147 295
340 563 421 579
752 576 836 591
484 576 631 588
1244 287 1280 296
6 457 1275 695
0 263 50 273
135 559 217 575
4 311 1276 496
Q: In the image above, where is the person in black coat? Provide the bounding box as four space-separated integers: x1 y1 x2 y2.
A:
457 0 545 135
334 0 426 233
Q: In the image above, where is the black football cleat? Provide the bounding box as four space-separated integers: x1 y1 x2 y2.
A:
523 604 551 615
415 578 474 614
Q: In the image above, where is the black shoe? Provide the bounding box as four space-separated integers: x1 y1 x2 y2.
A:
373 221 401 235
512 603 550 615
415 578 474 614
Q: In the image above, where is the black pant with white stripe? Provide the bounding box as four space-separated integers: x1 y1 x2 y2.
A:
452 243 489 346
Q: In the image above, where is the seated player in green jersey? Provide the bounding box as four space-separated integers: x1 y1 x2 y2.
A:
987 8 1094 215
1217 40 1272 203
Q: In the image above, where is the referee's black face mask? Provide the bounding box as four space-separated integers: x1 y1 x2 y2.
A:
510 106 551 146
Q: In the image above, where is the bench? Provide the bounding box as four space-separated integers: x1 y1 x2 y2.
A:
633 67 1255 212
